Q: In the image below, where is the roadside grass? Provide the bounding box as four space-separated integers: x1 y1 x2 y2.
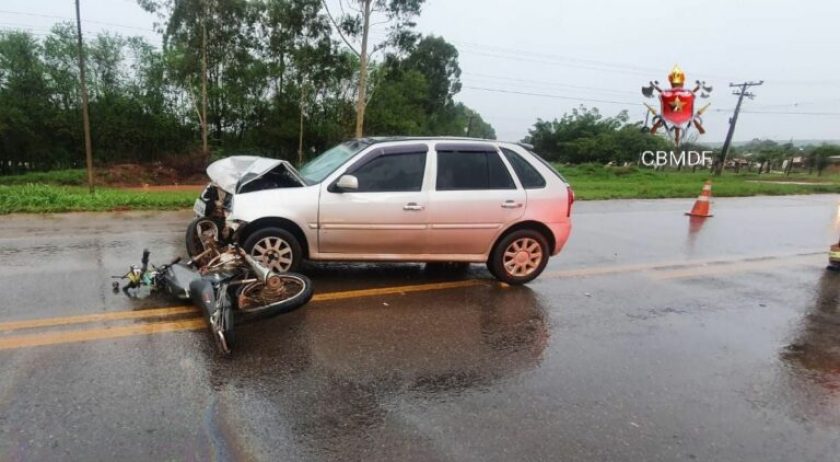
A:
2 164 840 214
0 169 86 186
559 164 840 200
0 184 195 214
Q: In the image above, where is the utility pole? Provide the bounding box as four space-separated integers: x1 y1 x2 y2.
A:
200 1 209 161
715 80 763 176
298 82 306 167
74 0 94 194
354 0 372 138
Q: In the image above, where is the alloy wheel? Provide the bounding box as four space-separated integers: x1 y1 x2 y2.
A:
250 236 294 273
502 237 543 277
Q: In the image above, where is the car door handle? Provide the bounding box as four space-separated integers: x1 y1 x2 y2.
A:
501 200 523 209
403 202 425 211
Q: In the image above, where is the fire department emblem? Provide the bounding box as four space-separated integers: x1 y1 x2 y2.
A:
642 65 712 146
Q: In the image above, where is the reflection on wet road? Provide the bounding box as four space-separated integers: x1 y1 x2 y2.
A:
2 195 840 460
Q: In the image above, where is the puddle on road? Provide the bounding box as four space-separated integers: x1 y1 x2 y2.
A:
777 271 840 424
198 285 550 458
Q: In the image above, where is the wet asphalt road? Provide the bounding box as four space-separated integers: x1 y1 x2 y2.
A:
2 195 840 461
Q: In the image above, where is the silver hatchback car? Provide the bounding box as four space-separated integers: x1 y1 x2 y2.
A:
189 137 573 284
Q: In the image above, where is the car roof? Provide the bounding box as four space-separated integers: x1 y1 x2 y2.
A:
355 136 534 151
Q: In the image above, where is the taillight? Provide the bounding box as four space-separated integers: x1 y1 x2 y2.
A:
566 186 574 217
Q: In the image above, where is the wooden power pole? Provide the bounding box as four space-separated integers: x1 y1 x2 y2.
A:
200 4 209 160
298 82 306 167
354 0 371 138
74 0 94 194
715 80 763 176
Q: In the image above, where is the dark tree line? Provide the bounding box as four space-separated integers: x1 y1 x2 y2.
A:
0 0 493 174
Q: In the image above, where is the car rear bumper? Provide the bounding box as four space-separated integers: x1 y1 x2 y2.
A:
547 221 572 255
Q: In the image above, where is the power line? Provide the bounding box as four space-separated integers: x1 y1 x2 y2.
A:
0 9 155 33
462 85 639 106
748 98 840 110
451 37 840 86
463 72 840 112
462 71 640 96
710 108 840 116
741 110 840 116
457 47 656 77
463 85 840 117
452 39 664 75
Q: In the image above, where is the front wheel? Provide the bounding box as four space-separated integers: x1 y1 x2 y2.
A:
185 217 222 257
242 227 303 273
487 229 550 285
217 300 235 355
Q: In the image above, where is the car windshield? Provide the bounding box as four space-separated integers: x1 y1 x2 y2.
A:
299 140 371 184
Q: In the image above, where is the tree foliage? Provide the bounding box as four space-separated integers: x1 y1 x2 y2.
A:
810 144 840 176
524 106 672 164
0 1 493 173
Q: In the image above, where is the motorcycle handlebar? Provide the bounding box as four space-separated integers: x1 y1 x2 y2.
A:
141 249 150 273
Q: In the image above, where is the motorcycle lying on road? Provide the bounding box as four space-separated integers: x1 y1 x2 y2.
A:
112 242 313 355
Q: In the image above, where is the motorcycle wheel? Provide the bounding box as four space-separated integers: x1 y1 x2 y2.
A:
185 217 223 257
221 302 235 353
234 273 314 323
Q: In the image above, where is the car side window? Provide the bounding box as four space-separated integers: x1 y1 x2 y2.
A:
348 151 426 192
501 148 546 189
436 150 515 191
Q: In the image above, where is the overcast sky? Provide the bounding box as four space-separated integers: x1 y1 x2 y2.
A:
3 0 839 143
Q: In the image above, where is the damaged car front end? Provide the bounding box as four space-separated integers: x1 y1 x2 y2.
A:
187 156 308 256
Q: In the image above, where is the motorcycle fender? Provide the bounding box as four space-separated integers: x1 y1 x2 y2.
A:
189 279 218 321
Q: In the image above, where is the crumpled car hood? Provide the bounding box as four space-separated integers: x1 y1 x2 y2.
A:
206 156 289 193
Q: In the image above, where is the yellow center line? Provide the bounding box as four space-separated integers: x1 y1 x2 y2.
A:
0 280 487 334
311 279 485 301
0 318 207 351
0 250 825 351
0 280 491 351
0 306 197 332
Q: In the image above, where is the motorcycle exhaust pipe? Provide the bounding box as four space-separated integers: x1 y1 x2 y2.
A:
242 251 283 287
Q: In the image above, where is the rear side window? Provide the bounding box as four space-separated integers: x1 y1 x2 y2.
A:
349 152 426 192
501 148 546 189
436 150 515 191
528 149 568 183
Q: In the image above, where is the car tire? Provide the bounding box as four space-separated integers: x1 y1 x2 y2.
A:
242 227 303 273
185 217 222 257
487 229 550 285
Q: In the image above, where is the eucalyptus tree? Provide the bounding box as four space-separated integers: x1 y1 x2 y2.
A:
320 0 424 137
138 0 263 156
261 0 352 162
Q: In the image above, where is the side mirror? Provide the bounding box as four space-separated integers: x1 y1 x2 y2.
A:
335 174 358 192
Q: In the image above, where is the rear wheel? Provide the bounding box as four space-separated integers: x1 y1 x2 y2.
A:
487 229 549 285
235 273 314 323
242 227 303 273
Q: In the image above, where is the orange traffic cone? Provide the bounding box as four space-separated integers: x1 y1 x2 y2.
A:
685 181 713 217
